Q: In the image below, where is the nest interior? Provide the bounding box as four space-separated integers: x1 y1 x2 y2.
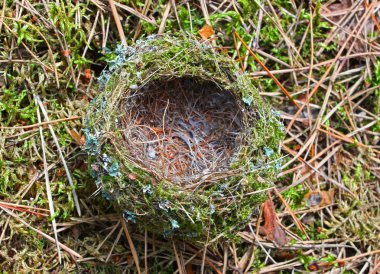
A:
120 77 245 183
84 35 284 241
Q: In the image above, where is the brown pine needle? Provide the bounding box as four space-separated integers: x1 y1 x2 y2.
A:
320 124 380 154
121 217 141 274
1 115 81 130
0 201 49 217
272 188 309 239
233 30 301 109
172 241 184 274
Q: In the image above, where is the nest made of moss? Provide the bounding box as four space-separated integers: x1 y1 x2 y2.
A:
84 34 284 243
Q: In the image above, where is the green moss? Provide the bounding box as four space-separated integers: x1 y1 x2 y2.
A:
84 34 284 243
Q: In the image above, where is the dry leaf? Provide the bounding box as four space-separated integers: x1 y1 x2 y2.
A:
274 249 297 261
308 261 319 271
112 255 121 263
151 127 164 135
31 16 38 23
128 173 137 181
27 165 38 180
84 68 92 79
81 68 92 84
69 129 85 146
126 255 133 266
293 144 301 150
185 265 195 274
259 199 288 248
57 168 64 177
198 24 214 40
61 49 71 57
304 189 335 208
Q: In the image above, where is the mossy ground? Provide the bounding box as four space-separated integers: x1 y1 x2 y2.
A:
0 0 379 273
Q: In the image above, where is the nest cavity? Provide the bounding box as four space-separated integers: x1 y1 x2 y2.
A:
120 77 244 183
84 35 284 242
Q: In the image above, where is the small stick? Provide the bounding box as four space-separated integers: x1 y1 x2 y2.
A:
170 0 182 31
0 201 49 212
248 224 277 264
81 10 100 58
162 99 169 136
108 0 127 47
158 1 171 35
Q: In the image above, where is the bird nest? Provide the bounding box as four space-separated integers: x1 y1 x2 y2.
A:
84 35 284 242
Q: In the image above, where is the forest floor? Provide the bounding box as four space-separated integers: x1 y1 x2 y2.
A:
0 0 380 273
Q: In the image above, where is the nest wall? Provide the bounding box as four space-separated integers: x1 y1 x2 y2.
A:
84 35 284 242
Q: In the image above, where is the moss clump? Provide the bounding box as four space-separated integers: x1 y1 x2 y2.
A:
84 34 284 243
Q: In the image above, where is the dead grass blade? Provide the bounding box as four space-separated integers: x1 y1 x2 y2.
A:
35 95 82 216
35 95 62 263
272 188 309 239
120 217 141 274
108 0 127 47
172 241 184 274
1 206 82 259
